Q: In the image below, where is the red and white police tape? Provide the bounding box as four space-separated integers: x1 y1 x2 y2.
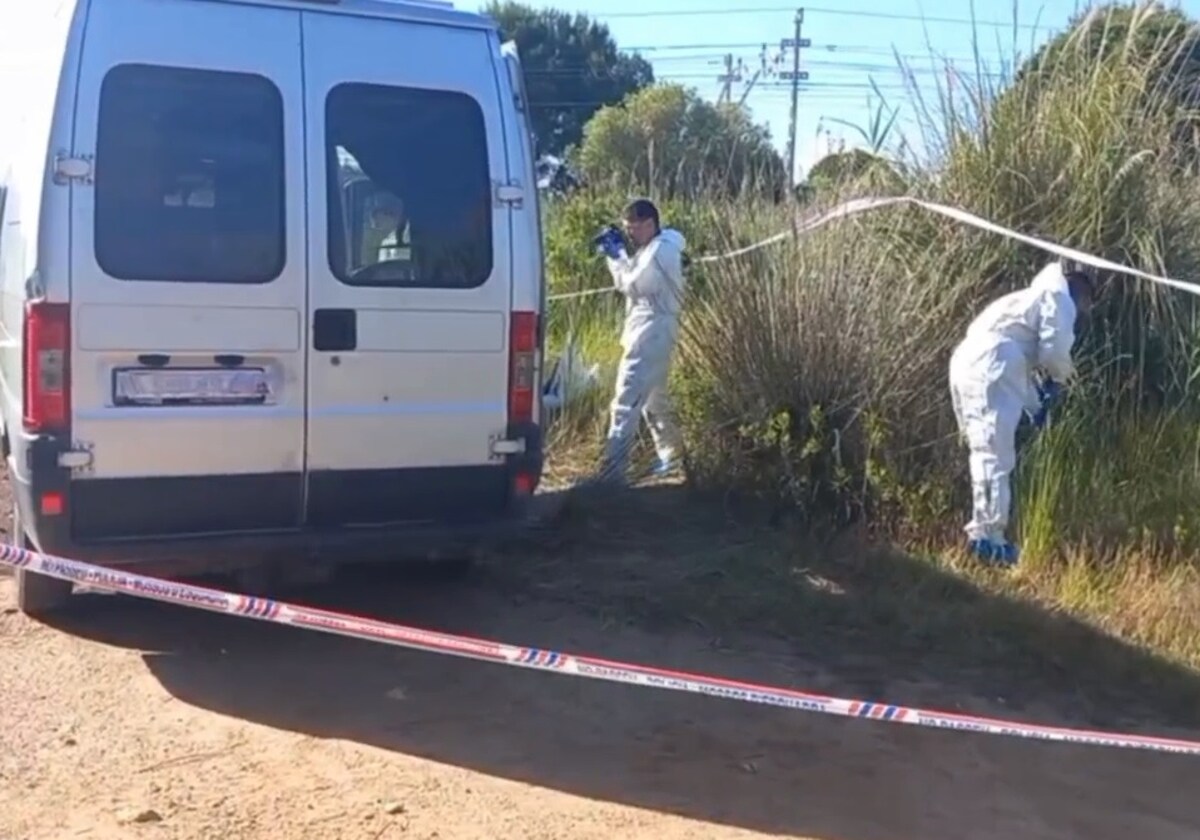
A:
4 541 1200 757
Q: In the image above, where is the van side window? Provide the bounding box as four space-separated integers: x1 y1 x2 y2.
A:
95 64 285 284
325 83 492 289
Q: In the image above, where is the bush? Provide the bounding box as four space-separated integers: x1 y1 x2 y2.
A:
574 84 787 200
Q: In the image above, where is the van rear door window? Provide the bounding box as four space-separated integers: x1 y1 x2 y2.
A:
325 83 493 289
95 64 285 284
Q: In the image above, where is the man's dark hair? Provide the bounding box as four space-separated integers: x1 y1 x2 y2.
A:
623 198 660 230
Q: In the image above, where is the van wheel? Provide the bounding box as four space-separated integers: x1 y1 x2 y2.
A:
15 569 73 616
10 500 72 616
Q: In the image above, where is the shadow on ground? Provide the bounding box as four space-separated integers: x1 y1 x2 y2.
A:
37 483 1200 840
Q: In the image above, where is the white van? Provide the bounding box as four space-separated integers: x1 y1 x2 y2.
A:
0 0 546 614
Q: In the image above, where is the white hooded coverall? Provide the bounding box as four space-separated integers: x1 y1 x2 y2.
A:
602 227 688 472
948 262 1078 543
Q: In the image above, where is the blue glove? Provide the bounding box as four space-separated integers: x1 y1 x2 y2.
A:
592 226 624 260
600 234 624 260
1031 379 1062 429
1037 379 1062 407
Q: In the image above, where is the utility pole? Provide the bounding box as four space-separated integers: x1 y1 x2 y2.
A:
717 53 738 105
737 43 770 107
737 68 762 107
783 8 807 197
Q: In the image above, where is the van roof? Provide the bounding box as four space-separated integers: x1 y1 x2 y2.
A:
185 0 498 30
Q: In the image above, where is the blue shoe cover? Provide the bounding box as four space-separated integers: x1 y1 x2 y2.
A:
994 541 1019 566
968 538 1019 568
968 538 992 560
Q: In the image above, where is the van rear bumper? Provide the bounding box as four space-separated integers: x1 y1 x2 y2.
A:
16 488 544 581
12 435 547 580
19 515 537 580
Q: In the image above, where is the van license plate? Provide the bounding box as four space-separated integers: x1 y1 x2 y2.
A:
113 368 270 406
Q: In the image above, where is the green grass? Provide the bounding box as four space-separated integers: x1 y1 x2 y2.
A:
1018 404 1200 563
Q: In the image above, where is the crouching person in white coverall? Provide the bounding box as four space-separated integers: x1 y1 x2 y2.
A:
948 261 1094 567
595 199 688 483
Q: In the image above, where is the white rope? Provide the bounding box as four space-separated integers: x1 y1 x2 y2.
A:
546 195 1200 302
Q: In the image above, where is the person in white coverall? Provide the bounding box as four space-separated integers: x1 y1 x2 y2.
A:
594 199 688 482
948 261 1094 566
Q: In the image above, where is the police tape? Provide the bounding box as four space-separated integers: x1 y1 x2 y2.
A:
547 195 1200 302
5 542 1200 757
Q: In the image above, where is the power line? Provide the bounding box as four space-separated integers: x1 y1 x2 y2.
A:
519 3 1036 122
601 5 808 18
765 82 917 91
517 61 1004 97
625 39 985 53
622 40 1014 65
602 4 1057 30
523 70 718 78
521 58 1004 78
522 69 995 98
628 41 773 52
526 82 916 109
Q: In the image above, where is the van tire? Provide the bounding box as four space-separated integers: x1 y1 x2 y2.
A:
15 569 73 616
10 500 73 616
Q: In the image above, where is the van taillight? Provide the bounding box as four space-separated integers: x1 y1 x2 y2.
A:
22 301 70 433
508 311 538 424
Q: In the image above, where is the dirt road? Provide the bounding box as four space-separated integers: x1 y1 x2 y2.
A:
3 491 1200 839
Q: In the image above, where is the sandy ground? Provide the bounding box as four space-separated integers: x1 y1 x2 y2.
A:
3 479 1200 840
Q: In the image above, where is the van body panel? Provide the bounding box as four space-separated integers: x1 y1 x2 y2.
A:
498 42 545 313
66 0 308 532
180 0 488 29
71 473 302 540
498 41 546 386
299 11 514 524
76 305 302 353
350 309 505 354
0 0 87 482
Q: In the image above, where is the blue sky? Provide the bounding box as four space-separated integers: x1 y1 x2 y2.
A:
514 1 1155 178
2 2 1196 179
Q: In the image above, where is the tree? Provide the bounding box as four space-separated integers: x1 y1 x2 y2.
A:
1016 2 1199 86
575 84 787 199
485 2 653 158
805 149 906 195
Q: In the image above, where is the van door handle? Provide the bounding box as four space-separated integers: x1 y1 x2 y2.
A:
313 308 357 352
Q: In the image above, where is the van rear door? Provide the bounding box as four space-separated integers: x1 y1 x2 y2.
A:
299 12 514 527
67 0 307 540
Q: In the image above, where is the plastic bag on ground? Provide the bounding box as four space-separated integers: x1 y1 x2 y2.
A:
543 337 600 412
